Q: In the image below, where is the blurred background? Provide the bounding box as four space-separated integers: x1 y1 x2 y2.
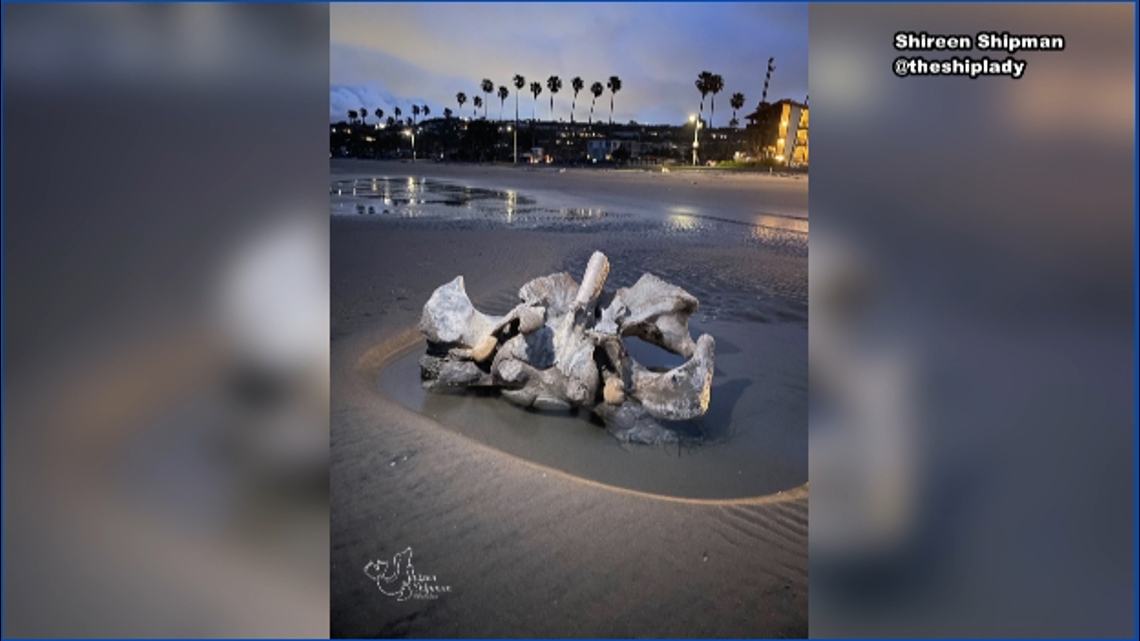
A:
3 5 330 636
809 3 1135 637
3 2 1135 639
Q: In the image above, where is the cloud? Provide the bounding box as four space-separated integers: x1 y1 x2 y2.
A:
329 3 808 125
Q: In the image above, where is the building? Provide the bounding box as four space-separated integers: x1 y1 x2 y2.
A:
586 139 642 162
743 99 809 165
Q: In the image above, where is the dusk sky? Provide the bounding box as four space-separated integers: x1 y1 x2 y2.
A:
330 3 807 126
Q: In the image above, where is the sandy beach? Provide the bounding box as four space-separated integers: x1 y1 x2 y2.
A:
331 159 808 637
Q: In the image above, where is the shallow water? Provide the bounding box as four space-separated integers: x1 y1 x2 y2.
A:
377 319 807 500
331 175 808 239
331 176 623 226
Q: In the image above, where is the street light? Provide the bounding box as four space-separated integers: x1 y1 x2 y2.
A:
689 115 702 166
403 128 416 162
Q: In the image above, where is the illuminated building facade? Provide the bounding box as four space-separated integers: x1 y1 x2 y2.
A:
742 99 809 165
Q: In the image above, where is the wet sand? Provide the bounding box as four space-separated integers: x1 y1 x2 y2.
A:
331 159 808 637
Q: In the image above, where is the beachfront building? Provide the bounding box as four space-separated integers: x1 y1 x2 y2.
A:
743 99 808 166
586 139 642 162
521 147 547 163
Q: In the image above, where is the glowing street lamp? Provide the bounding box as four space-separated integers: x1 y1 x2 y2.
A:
403 128 417 161
689 115 702 166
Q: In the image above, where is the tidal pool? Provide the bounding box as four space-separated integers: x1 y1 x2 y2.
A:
377 319 806 500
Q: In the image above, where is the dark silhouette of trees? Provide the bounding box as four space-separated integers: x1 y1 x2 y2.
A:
606 76 622 126
546 75 562 121
695 71 713 124
730 92 745 128
480 78 494 119
570 76 584 123
708 73 724 127
497 85 509 121
529 82 542 121
513 74 525 125
589 81 603 124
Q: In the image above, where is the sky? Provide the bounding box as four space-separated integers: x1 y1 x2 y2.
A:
330 3 808 127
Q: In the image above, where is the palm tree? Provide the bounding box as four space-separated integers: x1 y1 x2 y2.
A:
513 74 525 124
422 105 431 119
394 106 402 122
512 74 526 163
695 71 713 123
708 74 724 128
589 81 603 124
730 92 745 128
497 85 509 121
570 77 584 123
359 107 368 126
528 81 542 151
405 117 413 127
348 109 358 124
412 105 420 128
546 75 562 121
386 116 395 127
481 79 493 119
443 107 453 120
529 82 542 121
456 92 467 118
374 108 384 126
606 76 622 127
473 96 483 119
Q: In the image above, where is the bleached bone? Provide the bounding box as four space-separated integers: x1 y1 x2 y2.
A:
574 251 610 308
603 273 700 358
417 252 716 444
628 333 715 420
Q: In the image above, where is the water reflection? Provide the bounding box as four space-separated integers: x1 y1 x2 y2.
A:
668 213 701 231
753 214 809 234
330 176 807 251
